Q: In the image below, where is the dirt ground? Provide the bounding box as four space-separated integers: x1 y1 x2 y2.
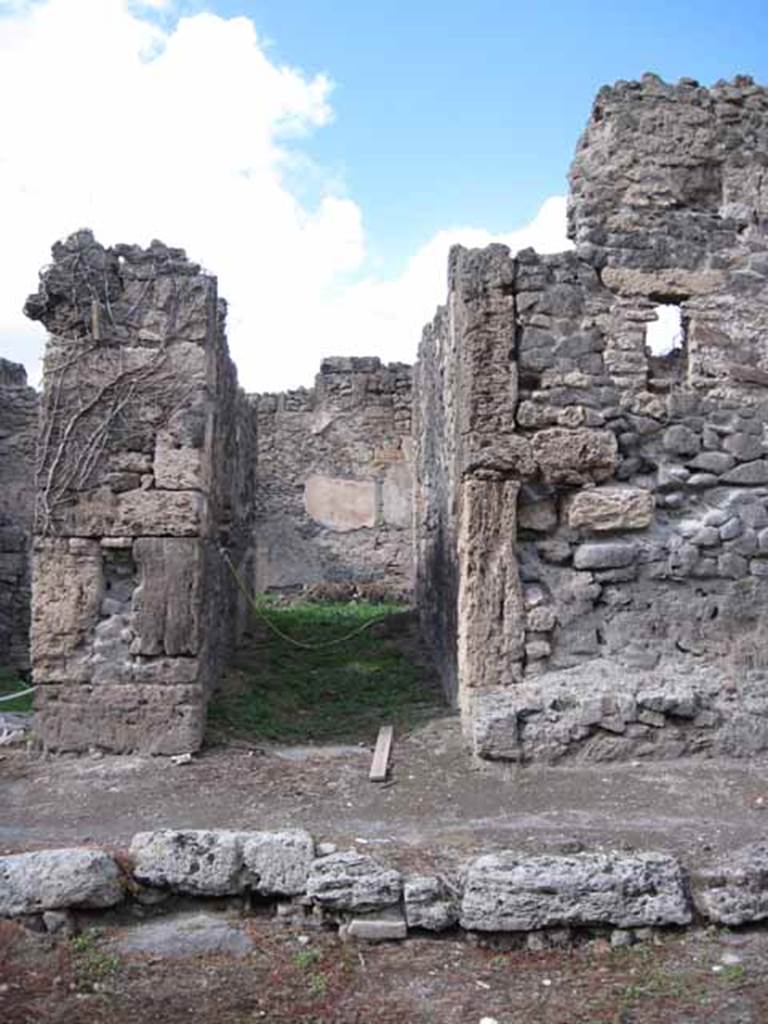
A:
2 905 768 1024
4 711 768 1022
3 715 768 873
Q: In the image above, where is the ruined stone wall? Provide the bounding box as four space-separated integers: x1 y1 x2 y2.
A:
416 74 768 762
25 231 255 753
254 357 413 598
0 359 38 672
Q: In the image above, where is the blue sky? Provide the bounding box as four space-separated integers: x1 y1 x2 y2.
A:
1 0 767 389
217 0 768 273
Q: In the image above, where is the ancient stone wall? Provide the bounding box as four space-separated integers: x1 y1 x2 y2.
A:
416 74 768 762
254 357 413 598
0 359 38 672
25 231 255 753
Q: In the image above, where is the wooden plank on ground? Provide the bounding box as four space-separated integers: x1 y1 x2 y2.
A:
369 725 393 782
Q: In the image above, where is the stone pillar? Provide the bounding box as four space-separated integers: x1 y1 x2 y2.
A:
24 230 252 753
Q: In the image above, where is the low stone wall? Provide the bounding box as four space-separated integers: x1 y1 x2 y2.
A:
0 359 38 672
2 829 767 938
24 231 255 754
254 357 413 598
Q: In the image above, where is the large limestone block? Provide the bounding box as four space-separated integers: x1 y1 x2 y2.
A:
304 475 376 532
31 539 103 663
132 538 202 656
457 478 525 707
306 852 402 911
532 428 618 485
58 488 207 538
241 830 315 896
35 683 205 754
0 848 123 917
565 486 655 531
460 852 691 931
693 842 768 925
131 830 243 896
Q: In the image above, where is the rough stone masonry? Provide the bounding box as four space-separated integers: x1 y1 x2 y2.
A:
254 357 413 598
23 231 255 753
0 359 38 672
415 73 768 762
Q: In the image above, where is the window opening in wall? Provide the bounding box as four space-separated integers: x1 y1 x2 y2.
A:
646 303 687 384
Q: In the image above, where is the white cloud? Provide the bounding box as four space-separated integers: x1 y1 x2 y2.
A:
0 1 568 393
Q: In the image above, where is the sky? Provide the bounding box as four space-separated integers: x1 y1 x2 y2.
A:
1 0 767 392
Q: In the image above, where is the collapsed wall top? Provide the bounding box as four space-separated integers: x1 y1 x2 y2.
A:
568 73 768 279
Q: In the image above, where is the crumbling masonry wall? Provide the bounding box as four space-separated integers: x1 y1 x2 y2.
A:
0 359 38 672
254 357 413 598
25 231 255 753
416 74 768 762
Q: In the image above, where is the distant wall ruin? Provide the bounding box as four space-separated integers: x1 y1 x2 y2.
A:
254 358 413 598
416 74 768 762
24 231 255 753
0 359 38 672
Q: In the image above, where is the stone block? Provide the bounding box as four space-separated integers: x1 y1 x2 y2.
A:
573 542 637 570
306 852 402 911
31 539 103 664
722 461 768 485
130 830 243 896
693 842 768 925
345 908 407 942
532 428 618 485
460 852 691 931
662 425 701 457
58 488 207 538
565 486 654 531
35 683 205 754
0 848 123 917
241 830 315 896
132 538 202 656
404 875 460 931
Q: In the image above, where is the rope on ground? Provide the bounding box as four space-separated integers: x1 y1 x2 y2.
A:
220 550 392 651
0 686 35 703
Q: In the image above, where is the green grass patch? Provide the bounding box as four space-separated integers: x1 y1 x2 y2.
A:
208 601 446 745
0 665 32 712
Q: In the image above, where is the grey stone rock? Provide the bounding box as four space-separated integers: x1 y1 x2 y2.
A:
460 852 691 931
637 687 698 719
693 842 768 925
113 911 254 958
724 433 764 462
573 542 637 570
241 830 314 896
722 460 768 485
404 875 460 931
345 908 407 942
306 852 402 911
130 830 243 896
687 472 718 490
662 425 700 457
0 848 123 917
688 452 735 474
719 517 743 541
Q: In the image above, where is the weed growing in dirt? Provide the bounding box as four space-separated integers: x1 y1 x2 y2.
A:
0 667 31 712
70 929 121 991
208 601 446 744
